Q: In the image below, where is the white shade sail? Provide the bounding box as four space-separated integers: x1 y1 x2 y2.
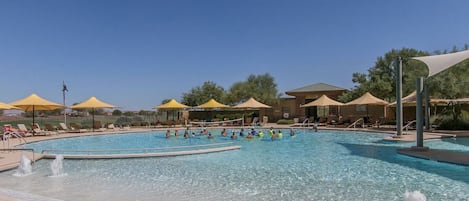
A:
412 50 469 77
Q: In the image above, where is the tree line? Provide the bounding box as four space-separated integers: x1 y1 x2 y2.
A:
174 45 468 107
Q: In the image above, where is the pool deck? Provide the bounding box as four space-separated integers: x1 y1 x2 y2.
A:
397 147 469 166
1 125 469 172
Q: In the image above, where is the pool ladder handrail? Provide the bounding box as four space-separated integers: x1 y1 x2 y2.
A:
347 118 363 128
2 132 28 149
402 120 417 135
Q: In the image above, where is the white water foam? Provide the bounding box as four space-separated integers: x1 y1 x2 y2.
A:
50 155 67 177
13 154 32 177
404 191 427 201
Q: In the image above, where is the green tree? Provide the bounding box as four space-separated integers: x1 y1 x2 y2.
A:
339 48 429 102
123 111 135 116
225 73 281 105
181 81 225 106
161 99 172 104
112 109 122 116
426 59 469 99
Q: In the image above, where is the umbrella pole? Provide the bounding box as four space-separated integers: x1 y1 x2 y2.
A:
92 108 95 132
32 105 35 132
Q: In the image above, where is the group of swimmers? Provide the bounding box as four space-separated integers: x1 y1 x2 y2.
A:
165 127 296 141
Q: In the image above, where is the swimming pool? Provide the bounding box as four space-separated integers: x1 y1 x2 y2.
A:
0 129 468 201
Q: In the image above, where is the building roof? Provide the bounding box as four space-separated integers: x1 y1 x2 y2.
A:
285 83 346 95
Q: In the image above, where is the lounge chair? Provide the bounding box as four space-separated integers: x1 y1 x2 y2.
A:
59 123 80 133
45 124 65 134
3 124 31 138
16 124 33 137
92 121 106 132
31 123 54 136
106 123 119 131
69 123 89 133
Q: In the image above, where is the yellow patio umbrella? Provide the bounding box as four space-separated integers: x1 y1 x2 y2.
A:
233 97 271 109
196 99 229 108
156 99 190 109
0 102 22 110
196 99 229 121
71 96 116 131
155 99 190 121
10 93 65 126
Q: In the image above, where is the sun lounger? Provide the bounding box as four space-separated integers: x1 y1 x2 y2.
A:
31 123 54 136
16 124 33 137
3 124 31 137
45 124 65 134
93 121 106 132
59 123 80 133
70 123 89 133
106 123 119 131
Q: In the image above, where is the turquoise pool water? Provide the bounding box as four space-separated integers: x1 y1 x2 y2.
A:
1 129 468 201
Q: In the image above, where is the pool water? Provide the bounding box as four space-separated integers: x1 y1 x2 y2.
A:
0 129 468 201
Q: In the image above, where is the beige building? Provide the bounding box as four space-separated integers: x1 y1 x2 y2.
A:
270 83 346 122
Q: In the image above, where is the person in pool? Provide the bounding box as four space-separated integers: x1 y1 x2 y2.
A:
278 130 283 138
239 128 245 137
174 129 179 136
184 132 189 139
258 130 264 138
271 130 277 140
269 127 274 136
221 128 227 137
165 130 171 138
289 128 295 136
208 132 214 139
251 128 256 136
231 132 237 140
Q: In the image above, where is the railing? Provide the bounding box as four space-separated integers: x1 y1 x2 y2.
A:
403 120 417 134
41 142 236 155
347 118 363 128
0 148 35 165
189 118 244 127
301 118 309 128
2 132 28 149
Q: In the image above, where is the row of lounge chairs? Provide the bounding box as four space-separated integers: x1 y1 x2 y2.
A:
1 123 129 138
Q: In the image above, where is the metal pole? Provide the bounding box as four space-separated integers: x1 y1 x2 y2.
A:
416 77 424 147
424 85 430 130
395 57 403 136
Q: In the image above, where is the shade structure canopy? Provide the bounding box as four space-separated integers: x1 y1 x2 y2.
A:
71 96 116 131
388 91 450 106
233 97 271 109
0 102 21 110
452 98 469 103
10 93 65 129
412 50 469 77
345 92 388 106
70 96 116 109
156 99 190 109
196 99 229 109
301 95 344 107
10 93 65 111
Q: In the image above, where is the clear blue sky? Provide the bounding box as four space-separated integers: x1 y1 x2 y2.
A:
1 0 468 111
